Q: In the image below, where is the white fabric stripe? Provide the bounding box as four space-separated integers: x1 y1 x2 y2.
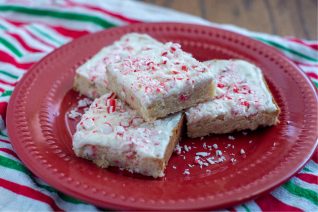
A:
0 44 46 63
32 24 71 44
304 160 318 174
0 62 25 77
0 187 52 211
0 73 19 83
234 205 247 212
96 0 211 25
298 65 318 73
49 2 126 26
3 2 125 26
31 174 93 210
13 28 54 52
0 18 54 51
0 11 104 32
271 186 317 211
0 33 29 55
0 97 9 104
1 128 7 136
25 25 61 47
0 21 54 52
0 141 12 149
0 44 20 58
242 200 262 211
0 134 9 140
0 73 18 83
292 177 318 192
0 150 19 162
311 78 318 84
253 34 318 58
0 175 66 210
0 92 10 100
274 49 318 64
17 52 46 63
0 82 14 90
0 140 13 148
218 27 318 64
0 168 98 211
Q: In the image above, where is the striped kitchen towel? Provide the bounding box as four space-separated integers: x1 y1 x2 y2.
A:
0 0 317 211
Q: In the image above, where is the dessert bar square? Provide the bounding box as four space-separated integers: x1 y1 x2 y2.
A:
73 93 183 178
73 33 162 98
107 42 215 121
186 60 280 138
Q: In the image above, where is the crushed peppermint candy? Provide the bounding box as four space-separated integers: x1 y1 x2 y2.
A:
213 144 218 149
172 165 177 169
218 156 226 162
240 149 246 155
195 159 209 168
249 140 253 144
203 142 207 149
68 109 82 119
174 143 182 155
228 135 235 140
78 98 93 108
242 131 248 135
206 157 215 165
68 98 93 120
196 152 210 157
184 145 190 152
200 137 204 140
230 158 237 163
215 150 223 156
183 169 190 175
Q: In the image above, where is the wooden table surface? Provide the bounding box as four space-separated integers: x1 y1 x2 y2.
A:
140 0 318 40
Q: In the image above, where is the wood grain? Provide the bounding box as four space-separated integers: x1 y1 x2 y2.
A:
140 0 317 39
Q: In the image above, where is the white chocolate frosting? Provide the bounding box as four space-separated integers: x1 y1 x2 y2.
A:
73 93 182 159
186 60 278 123
75 33 162 97
107 42 214 106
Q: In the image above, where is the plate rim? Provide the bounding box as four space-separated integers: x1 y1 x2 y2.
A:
6 22 318 210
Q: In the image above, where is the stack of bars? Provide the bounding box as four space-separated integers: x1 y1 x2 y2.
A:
72 33 280 178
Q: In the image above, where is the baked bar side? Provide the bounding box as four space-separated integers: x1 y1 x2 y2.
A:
187 110 279 138
163 114 184 164
145 80 215 121
73 71 109 99
136 113 184 177
75 145 163 178
261 74 281 124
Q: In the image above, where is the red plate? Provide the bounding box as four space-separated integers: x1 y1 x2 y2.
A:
7 23 318 210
